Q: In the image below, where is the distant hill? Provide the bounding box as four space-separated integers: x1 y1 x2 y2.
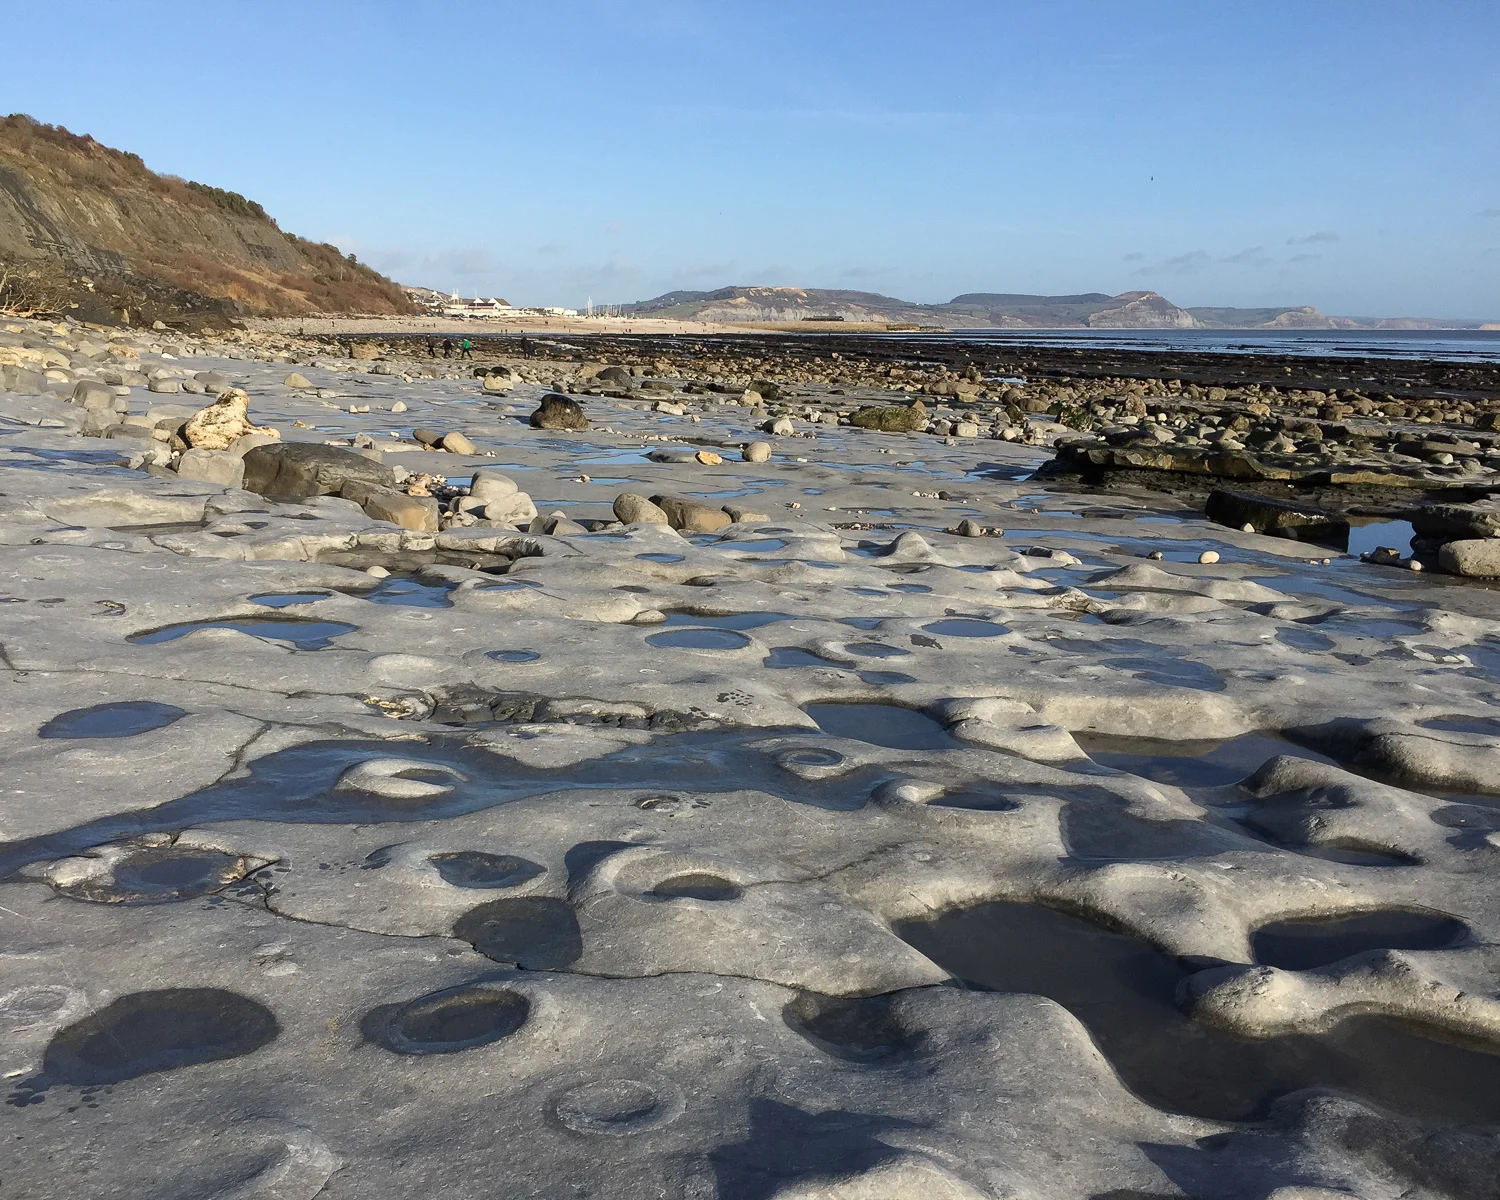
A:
622 284 1488 331
623 286 937 324
0 114 415 325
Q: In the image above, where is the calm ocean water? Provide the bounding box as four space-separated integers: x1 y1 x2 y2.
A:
912 328 1500 364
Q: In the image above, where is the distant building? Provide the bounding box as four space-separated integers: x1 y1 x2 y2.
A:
405 290 582 320
440 294 515 319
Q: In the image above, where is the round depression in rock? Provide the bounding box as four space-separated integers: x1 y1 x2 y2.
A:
845 642 909 659
646 628 751 651
429 851 544 889
41 988 278 1086
651 872 742 901
921 619 1009 638
39 701 187 739
454 897 582 969
1252 909 1468 971
487 649 541 663
365 986 530 1055
58 847 248 905
783 991 916 1062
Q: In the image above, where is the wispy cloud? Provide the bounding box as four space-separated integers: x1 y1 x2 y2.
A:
359 246 647 305
536 243 565 256
365 247 501 279
664 261 737 285
1134 250 1210 277
1221 246 1270 267
1122 252 1145 262
1289 253 1323 263
1479 208 1500 219
1287 230 1339 245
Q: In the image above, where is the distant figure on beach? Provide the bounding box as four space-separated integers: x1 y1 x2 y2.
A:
442 338 453 359
425 337 435 357
521 338 535 358
460 338 473 359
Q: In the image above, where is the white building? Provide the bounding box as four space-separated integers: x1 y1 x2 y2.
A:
440 294 515 319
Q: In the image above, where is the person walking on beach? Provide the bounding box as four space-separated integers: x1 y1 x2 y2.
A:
426 337 435 358
442 338 453 359
460 338 473 360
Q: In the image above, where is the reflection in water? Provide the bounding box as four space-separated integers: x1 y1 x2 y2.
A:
897 900 1500 1123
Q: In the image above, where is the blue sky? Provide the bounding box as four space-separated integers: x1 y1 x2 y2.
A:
4 1 1498 316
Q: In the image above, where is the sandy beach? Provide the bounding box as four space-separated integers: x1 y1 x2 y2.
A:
245 314 912 338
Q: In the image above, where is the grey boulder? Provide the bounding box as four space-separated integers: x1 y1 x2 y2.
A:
530 393 589 431
241 442 397 501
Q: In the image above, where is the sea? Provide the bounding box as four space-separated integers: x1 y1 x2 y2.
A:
906 328 1500 364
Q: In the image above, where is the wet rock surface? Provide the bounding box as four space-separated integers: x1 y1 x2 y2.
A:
3 315 1500 1197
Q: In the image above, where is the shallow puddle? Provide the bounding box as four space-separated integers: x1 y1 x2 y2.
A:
129 617 358 651
1275 627 1336 652
896 900 1500 1123
54 845 248 905
652 872 743 901
39 702 186 739
110 520 209 536
929 789 1021 812
804 703 956 750
1346 518 1415 559
1062 802 1261 861
0 730 914 877
430 851 544 889
1252 909 1467 970
711 538 788 553
486 649 541 663
1102 656 1225 692
1296 612 1427 641
15 988 278 1093
1420 715 1500 735
454 897 583 969
922 619 1009 638
845 642 909 658
1073 732 1333 789
764 647 841 669
662 611 797 630
360 577 455 608
364 986 530 1056
250 591 331 608
783 992 916 1062
648 628 752 650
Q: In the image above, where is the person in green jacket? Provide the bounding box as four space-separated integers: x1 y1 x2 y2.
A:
460 338 474 360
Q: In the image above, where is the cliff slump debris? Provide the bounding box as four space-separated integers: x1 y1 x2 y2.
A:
623 285 1487 331
0 114 414 324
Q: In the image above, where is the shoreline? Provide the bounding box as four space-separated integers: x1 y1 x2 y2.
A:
245 313 1500 342
244 315 915 337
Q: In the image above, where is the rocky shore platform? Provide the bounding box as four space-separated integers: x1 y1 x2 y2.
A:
5 315 1500 1199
